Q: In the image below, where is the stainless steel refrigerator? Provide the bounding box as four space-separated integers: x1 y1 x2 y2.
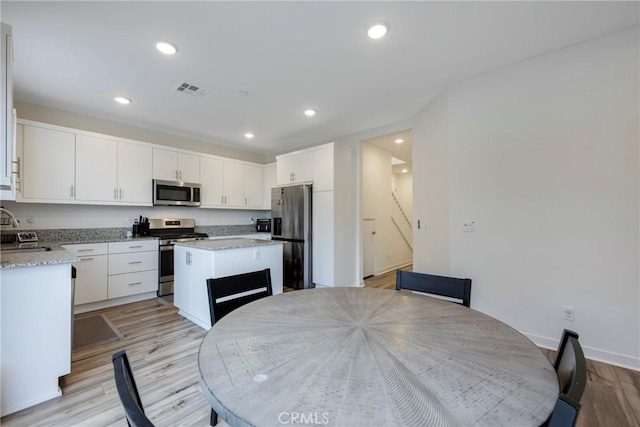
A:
271 184 313 289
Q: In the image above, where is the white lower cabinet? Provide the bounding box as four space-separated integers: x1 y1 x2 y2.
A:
64 239 158 309
62 243 108 305
107 240 158 299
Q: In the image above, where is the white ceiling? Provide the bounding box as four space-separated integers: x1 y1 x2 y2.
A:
365 130 413 175
2 1 638 156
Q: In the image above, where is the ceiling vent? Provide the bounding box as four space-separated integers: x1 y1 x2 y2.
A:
174 81 209 98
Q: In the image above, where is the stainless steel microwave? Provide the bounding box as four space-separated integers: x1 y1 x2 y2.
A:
153 180 201 207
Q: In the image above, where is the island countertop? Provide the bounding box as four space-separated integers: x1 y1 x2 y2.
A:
174 238 283 251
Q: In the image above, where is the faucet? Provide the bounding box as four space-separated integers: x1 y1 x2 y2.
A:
0 206 20 228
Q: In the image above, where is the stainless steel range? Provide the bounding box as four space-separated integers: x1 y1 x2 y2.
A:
148 218 208 296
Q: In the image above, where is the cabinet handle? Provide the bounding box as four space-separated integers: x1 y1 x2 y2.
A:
128 261 143 264
221 195 224 204
128 282 143 286
224 196 227 204
70 185 75 198
77 249 94 252
245 197 247 205
79 257 94 261
179 170 182 180
114 188 117 200
119 188 122 200
129 245 143 249
11 159 20 178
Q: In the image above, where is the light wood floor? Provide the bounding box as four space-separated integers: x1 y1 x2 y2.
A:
2 270 638 427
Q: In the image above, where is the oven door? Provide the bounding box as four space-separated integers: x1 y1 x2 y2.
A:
158 244 174 296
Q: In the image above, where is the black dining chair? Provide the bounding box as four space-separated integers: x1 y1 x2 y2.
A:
112 350 154 427
206 268 273 425
544 329 587 427
395 270 472 307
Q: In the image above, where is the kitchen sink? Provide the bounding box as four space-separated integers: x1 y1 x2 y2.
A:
1 247 52 254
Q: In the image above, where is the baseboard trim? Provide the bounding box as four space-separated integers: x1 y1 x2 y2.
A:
374 261 412 277
523 331 640 372
74 292 157 314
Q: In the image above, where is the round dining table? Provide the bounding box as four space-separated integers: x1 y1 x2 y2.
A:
198 287 559 427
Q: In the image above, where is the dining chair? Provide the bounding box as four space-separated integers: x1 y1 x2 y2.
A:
547 394 581 427
554 329 587 403
206 268 273 425
395 270 472 307
112 350 155 427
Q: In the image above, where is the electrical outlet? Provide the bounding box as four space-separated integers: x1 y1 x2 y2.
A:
463 220 475 232
253 248 261 260
562 306 575 321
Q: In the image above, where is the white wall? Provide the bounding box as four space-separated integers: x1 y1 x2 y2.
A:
362 143 412 274
413 26 640 369
413 90 451 275
392 172 413 221
0 200 267 230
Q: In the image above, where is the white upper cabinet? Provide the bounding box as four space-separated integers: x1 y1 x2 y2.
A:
117 142 152 204
200 156 224 206
262 163 276 209
21 125 75 201
75 134 118 202
153 148 200 183
243 164 262 208
200 157 264 209
276 151 312 185
1 24 14 191
276 143 336 191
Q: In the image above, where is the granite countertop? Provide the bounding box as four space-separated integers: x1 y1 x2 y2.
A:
175 238 283 251
1 249 79 270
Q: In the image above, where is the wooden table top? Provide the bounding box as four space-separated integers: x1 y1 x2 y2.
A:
198 287 559 427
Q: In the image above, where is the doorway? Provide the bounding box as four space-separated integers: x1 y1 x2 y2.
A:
363 218 376 278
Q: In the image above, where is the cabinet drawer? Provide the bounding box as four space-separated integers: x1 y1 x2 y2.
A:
108 270 158 299
62 242 108 256
109 239 158 254
108 251 157 275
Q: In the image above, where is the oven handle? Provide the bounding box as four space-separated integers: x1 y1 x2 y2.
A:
160 245 174 251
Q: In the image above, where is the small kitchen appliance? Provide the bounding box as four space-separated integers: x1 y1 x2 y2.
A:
256 219 271 232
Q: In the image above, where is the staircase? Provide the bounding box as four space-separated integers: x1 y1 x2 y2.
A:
391 192 413 249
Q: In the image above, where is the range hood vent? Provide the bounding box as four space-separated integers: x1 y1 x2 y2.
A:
174 81 209 98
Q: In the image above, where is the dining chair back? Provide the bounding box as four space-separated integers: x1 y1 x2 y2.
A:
547 394 581 427
554 329 587 403
112 351 154 427
207 268 273 324
395 270 472 307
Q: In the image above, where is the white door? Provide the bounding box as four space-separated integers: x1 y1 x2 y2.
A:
363 219 376 278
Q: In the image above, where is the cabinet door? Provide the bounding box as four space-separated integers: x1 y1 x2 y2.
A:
261 163 276 209
276 155 294 185
75 134 118 202
118 142 152 204
178 153 200 183
173 246 191 312
73 255 108 304
223 160 244 206
312 145 334 192
22 125 75 201
200 157 224 206
243 164 262 208
292 152 313 183
152 148 178 181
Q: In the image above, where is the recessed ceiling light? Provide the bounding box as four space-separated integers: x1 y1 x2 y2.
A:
114 97 131 105
367 23 388 39
245 132 254 139
402 169 408 174
156 41 178 55
395 138 404 144
304 109 316 117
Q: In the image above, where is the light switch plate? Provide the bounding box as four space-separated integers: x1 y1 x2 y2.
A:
463 221 475 232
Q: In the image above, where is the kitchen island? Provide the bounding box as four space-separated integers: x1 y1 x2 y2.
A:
0 249 78 416
173 238 284 330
